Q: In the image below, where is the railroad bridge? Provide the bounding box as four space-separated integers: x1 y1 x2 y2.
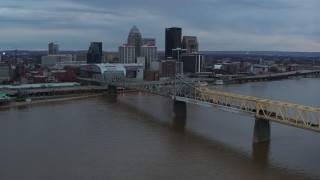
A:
93 73 320 143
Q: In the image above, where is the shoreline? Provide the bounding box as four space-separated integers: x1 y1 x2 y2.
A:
0 93 107 109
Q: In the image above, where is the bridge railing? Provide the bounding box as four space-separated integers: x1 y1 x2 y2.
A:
190 87 258 113
94 72 320 132
255 99 320 131
190 87 320 132
94 73 180 96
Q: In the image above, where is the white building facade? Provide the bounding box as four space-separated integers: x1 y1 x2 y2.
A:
140 45 157 70
119 44 135 64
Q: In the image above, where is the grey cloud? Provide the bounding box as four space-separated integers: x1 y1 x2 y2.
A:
0 0 319 51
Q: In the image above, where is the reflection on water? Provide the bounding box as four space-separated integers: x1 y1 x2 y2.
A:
252 141 270 165
172 115 186 132
172 100 187 132
104 94 118 103
251 141 271 179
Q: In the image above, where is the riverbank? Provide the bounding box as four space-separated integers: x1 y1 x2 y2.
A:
0 92 107 110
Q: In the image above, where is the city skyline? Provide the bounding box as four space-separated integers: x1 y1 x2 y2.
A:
0 0 319 52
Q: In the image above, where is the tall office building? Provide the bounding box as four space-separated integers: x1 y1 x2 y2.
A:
127 26 142 58
182 36 198 54
0 63 10 82
141 44 158 69
48 42 59 55
119 44 135 64
87 42 102 64
165 27 182 58
172 48 187 62
180 53 204 73
142 38 156 46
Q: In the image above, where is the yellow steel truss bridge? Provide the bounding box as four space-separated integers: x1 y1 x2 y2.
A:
94 73 320 133
189 87 320 133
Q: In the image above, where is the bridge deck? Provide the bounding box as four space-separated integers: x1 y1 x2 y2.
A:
94 73 320 133
192 87 320 132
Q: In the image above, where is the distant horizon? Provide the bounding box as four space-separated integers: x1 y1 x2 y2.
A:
1 49 320 53
1 1 319 52
2 49 320 58
1 47 320 54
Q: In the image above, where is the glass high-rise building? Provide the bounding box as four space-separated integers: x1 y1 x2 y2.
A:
182 36 198 54
87 42 102 64
172 48 187 62
180 53 204 73
165 27 182 58
127 26 142 58
48 42 59 55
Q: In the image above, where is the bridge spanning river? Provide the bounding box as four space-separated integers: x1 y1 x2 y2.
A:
93 72 320 142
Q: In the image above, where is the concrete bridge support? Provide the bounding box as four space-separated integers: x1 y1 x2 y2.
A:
252 141 270 168
108 85 118 96
253 118 270 143
173 100 187 131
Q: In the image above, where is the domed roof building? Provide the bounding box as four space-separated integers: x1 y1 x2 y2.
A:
127 26 142 59
129 26 141 35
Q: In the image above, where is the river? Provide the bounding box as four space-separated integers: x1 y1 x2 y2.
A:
0 78 319 179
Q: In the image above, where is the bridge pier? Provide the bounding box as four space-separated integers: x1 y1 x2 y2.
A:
173 100 187 131
108 85 118 96
253 118 270 143
252 141 270 167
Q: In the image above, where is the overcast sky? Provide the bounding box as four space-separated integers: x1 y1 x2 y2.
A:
0 0 319 52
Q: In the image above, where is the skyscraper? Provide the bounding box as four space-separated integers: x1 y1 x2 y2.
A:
87 42 102 64
142 38 156 46
165 27 182 58
48 42 59 55
127 26 142 58
182 36 198 54
180 53 204 73
119 44 135 64
141 44 157 69
172 48 187 62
